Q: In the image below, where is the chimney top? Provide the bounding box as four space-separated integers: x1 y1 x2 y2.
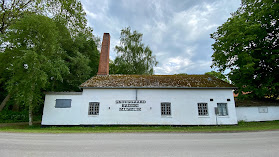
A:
97 33 110 75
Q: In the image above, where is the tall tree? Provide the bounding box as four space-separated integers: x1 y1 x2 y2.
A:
0 0 88 35
110 27 158 75
1 14 69 125
210 0 279 99
48 21 99 92
0 0 99 114
43 0 89 36
0 0 38 34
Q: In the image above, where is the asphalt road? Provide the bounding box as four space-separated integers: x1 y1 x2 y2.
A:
0 131 278 157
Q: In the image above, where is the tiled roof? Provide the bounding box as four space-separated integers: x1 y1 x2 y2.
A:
235 99 279 107
80 74 235 88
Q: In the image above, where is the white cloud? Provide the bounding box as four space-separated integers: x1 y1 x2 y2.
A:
154 56 193 74
84 8 97 19
81 0 241 75
170 2 219 42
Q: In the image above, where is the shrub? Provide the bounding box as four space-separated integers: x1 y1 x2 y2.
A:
0 110 29 123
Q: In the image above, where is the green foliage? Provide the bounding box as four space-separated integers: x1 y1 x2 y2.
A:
0 0 99 111
0 110 42 123
43 0 89 36
48 23 99 92
0 0 39 34
0 110 29 123
110 27 158 75
1 12 99 103
205 71 229 83
71 33 99 79
0 93 44 123
210 0 279 99
0 0 88 35
2 14 69 109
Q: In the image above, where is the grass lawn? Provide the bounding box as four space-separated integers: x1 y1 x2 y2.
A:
0 121 279 133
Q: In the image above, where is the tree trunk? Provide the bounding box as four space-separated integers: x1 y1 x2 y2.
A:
28 85 34 126
0 94 11 112
29 105 33 126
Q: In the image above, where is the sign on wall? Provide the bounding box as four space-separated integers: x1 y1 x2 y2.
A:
116 100 146 111
258 107 268 113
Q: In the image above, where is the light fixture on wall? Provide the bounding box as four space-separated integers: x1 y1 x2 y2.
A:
150 107 152 110
109 107 110 109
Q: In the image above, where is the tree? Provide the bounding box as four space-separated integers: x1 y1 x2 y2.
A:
0 0 37 34
0 0 99 115
210 0 279 99
0 0 87 35
48 22 99 92
42 0 90 37
1 14 69 125
205 71 229 83
110 27 158 75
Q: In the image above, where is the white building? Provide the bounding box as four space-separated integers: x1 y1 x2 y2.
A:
236 100 279 122
41 33 238 126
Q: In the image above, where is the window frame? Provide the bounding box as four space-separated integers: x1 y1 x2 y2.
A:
161 102 171 116
55 99 72 108
217 103 228 116
197 103 208 116
88 102 100 116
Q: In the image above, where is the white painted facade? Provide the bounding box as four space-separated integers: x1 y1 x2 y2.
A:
42 88 237 125
236 106 279 122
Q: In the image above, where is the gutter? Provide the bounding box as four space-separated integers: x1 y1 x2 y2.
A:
44 92 83 95
80 86 237 90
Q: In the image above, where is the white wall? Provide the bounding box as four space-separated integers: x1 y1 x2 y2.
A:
236 106 279 122
41 89 237 125
42 93 83 125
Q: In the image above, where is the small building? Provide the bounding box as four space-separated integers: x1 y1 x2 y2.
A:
235 99 279 122
41 33 238 126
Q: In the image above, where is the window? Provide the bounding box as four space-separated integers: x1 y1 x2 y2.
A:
55 99 71 108
217 103 228 116
198 103 208 116
161 102 171 116
88 102 99 115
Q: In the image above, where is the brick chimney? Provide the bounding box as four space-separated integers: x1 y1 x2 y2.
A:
97 33 110 75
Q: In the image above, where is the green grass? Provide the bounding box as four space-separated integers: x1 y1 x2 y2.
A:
0 121 279 133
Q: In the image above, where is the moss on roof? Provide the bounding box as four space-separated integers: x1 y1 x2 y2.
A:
80 74 235 88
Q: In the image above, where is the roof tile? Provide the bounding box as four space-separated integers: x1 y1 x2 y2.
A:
80 74 235 88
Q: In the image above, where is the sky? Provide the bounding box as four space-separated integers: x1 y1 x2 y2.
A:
80 0 241 75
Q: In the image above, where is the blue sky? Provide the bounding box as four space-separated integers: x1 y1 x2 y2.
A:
80 0 241 75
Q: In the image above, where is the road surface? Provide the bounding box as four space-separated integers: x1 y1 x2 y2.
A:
0 131 278 157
